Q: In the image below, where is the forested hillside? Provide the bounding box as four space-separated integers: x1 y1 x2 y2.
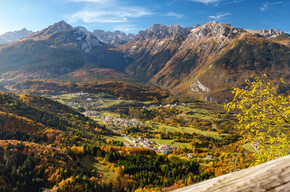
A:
0 91 256 191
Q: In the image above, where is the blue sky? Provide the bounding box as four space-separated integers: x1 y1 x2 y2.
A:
0 0 289 35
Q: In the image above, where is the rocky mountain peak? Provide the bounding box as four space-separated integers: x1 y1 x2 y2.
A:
246 28 283 38
148 24 167 33
79 34 101 53
92 29 135 45
74 26 90 35
28 20 73 39
20 28 29 32
0 28 34 45
48 20 73 32
67 27 103 53
135 24 193 41
188 21 234 40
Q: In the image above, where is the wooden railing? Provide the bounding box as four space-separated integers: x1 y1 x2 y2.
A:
174 155 290 192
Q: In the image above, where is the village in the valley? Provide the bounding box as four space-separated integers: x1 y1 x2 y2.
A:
82 111 177 154
49 92 180 154
123 136 177 155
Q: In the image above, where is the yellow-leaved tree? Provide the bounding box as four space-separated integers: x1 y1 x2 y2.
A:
225 75 289 163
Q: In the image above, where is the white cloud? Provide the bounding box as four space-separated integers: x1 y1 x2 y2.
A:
68 7 152 23
260 1 284 11
260 2 269 11
273 1 284 4
209 12 231 20
164 12 184 19
190 0 221 4
68 0 112 3
69 11 126 23
222 0 245 5
167 0 178 7
191 0 245 6
67 0 153 24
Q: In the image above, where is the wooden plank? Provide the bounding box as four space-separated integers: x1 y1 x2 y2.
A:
174 155 290 192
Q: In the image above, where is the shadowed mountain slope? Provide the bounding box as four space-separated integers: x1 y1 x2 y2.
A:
0 21 129 83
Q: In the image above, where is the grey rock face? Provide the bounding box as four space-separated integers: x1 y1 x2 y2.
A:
28 20 74 39
23 21 102 53
0 28 34 45
256 28 283 37
75 26 90 35
188 21 234 40
79 34 102 53
92 30 134 45
135 24 193 41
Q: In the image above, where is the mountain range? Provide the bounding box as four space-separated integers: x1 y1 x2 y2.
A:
0 28 34 45
121 22 289 102
92 29 135 45
0 22 135 46
0 21 289 103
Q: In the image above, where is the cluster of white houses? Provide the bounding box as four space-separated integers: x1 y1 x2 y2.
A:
142 103 191 110
82 110 178 154
68 101 84 108
102 116 143 129
82 110 99 117
157 144 177 154
68 93 88 96
124 136 176 154
82 111 143 129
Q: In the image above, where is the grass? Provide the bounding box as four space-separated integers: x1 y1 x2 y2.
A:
93 163 115 180
80 157 95 169
77 154 116 181
151 138 192 149
55 93 122 108
176 105 217 120
96 99 122 108
92 117 106 126
100 111 120 118
105 135 127 142
142 101 152 105
151 122 220 138
243 143 256 152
